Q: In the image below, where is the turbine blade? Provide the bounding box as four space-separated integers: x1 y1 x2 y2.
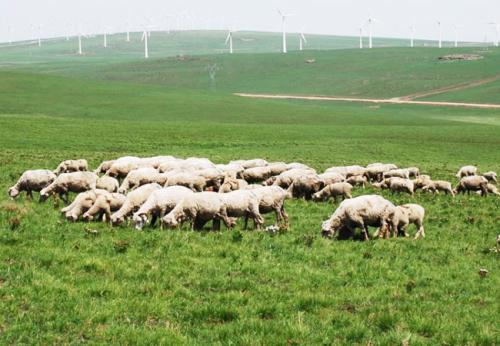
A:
225 32 231 45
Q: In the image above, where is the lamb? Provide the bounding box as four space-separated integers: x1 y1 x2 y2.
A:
62 189 110 221
110 183 162 225
421 180 455 196
321 195 396 241
385 204 425 239
383 169 410 180
8 169 56 199
219 190 264 229
118 167 162 193
482 171 497 184
161 192 233 231
40 171 98 203
94 160 116 175
54 159 88 175
247 186 290 228
219 177 249 193
82 193 126 222
164 173 206 192
290 174 325 200
455 176 488 196
455 165 478 178
239 166 273 183
346 175 367 188
312 182 353 203
132 186 194 230
96 175 119 193
318 172 345 185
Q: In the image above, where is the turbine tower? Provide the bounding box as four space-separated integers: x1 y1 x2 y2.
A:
367 17 380 49
454 25 459 48
359 27 363 49
141 28 149 58
299 32 307 51
410 24 415 48
488 22 499 47
225 30 234 54
103 30 108 48
78 33 82 55
278 10 294 53
37 25 42 47
438 21 442 48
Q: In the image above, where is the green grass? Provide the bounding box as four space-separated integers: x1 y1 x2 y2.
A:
0 34 499 344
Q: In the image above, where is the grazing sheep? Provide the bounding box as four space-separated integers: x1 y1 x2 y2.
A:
248 186 290 228
386 204 426 239
364 165 391 182
482 171 497 184
382 178 415 195
318 172 345 185
321 195 396 241
110 183 162 225
270 168 316 189
383 169 410 180
219 177 249 193
164 173 206 192
118 167 162 193
219 190 264 229
455 165 478 178
214 163 245 179
413 175 433 190
232 159 268 169
82 193 126 222
421 180 455 196
94 160 116 175
267 162 289 176
312 182 353 203
96 175 119 193
455 176 488 196
62 189 110 221
193 168 225 190
239 166 273 183
8 169 56 199
132 186 194 230
367 163 398 170
54 159 88 175
479 184 500 196
105 157 143 178
286 162 314 171
406 167 420 178
325 165 365 177
161 192 232 231
40 171 98 203
290 174 325 200
346 175 367 188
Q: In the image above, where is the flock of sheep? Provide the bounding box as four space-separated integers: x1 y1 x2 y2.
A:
7 155 498 240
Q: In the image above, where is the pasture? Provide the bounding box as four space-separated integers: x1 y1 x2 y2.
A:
0 32 499 344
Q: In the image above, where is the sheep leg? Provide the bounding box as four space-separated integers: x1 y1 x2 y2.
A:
151 212 158 228
244 216 249 230
212 218 221 231
60 192 69 205
274 207 282 226
27 190 33 199
362 225 370 241
414 224 425 239
281 206 289 228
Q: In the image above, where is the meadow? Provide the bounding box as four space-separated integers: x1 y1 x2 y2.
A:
0 32 499 344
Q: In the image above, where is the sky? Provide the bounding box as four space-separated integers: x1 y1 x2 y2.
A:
0 0 499 43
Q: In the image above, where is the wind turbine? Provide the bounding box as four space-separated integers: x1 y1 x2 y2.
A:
410 24 416 48
359 27 363 49
141 27 149 58
453 25 460 48
438 21 442 48
225 30 234 54
488 22 499 47
103 29 108 48
78 32 83 55
299 31 307 51
125 22 130 42
37 25 42 47
366 17 380 49
278 10 294 53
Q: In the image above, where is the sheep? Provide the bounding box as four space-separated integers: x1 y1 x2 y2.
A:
268 168 314 188
118 167 162 193
386 204 426 239
219 190 264 229
318 172 345 185
383 169 410 180
248 186 290 228
380 178 415 195
421 180 455 196
456 165 478 178
239 166 273 183
96 175 119 193
364 164 396 182
325 165 365 177
161 192 233 231
140 156 177 169
267 162 289 176
367 163 398 170
105 157 142 178
231 159 268 169
193 168 225 190
110 183 162 225
93 160 116 175
413 175 433 190
482 171 497 184
346 175 368 188
406 167 420 178
8 169 56 199
290 174 325 200
455 176 488 196
321 195 396 241
82 193 126 222
54 159 88 175
164 173 206 192
286 162 314 171
219 177 249 193
214 163 245 179
312 182 353 203
40 171 98 203
62 189 110 221
132 186 194 230
479 184 500 196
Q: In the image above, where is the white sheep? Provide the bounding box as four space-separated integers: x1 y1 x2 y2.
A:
164 173 206 192
8 169 56 199
161 192 233 230
118 167 162 193
94 160 116 175
318 172 345 185
96 175 119 193
455 165 478 178
219 177 249 193
381 177 415 195
421 180 455 196
346 175 367 188
479 184 500 196
290 174 325 200
321 195 396 241
386 204 425 239
40 171 98 203
325 165 365 177
54 159 88 175
312 182 353 203
132 186 194 230
110 183 162 225
219 190 264 229
383 169 410 180
268 168 315 188
455 176 488 196
231 159 268 169
239 166 273 183
62 189 110 221
82 193 126 222
248 186 290 228
482 171 497 184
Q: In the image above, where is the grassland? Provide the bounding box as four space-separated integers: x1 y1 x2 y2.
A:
0 32 499 344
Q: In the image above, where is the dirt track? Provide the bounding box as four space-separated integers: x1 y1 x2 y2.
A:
235 93 500 110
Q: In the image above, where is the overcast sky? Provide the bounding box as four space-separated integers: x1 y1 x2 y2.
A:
1 0 499 43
